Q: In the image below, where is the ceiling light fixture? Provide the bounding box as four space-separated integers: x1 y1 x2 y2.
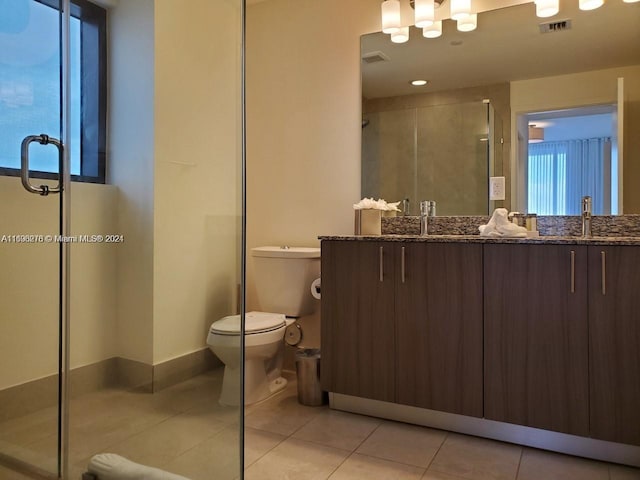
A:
457 13 477 31
423 20 443 38
529 125 545 143
411 79 429 86
391 26 410 43
414 0 435 27
381 0 453 42
381 0 402 33
534 0 560 17
450 0 471 20
579 0 604 9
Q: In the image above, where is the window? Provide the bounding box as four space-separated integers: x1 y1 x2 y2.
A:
0 0 106 183
528 138 611 215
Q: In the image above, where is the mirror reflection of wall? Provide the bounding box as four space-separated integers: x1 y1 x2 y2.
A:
361 1 640 214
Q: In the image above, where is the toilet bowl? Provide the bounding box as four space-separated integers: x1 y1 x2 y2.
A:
207 245 320 406
207 311 294 406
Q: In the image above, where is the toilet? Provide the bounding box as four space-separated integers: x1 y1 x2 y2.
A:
207 246 320 406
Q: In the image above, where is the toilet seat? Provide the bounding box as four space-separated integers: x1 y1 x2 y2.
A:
211 311 286 336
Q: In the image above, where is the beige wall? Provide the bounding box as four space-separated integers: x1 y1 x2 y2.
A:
246 0 381 331
108 0 155 364
0 178 118 390
510 65 640 213
153 0 241 364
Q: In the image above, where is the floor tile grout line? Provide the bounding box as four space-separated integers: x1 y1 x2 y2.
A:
424 430 449 472
242 428 288 470
514 446 524 480
325 449 357 479
353 450 430 472
323 418 386 479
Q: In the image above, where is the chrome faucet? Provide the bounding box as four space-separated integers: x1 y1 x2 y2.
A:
420 200 436 235
402 198 410 216
582 196 592 238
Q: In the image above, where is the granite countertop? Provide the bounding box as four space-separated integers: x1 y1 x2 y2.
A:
318 235 640 246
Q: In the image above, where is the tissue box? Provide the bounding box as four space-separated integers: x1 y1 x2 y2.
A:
354 209 381 235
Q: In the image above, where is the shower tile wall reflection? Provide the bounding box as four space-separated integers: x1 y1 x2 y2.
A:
416 101 489 216
362 109 416 211
362 83 511 216
362 101 489 216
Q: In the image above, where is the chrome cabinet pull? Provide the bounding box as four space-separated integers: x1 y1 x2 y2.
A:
570 250 575 294
379 246 384 282
401 246 406 283
20 134 64 196
601 251 606 295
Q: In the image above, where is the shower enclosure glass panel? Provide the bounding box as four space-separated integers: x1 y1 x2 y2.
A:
416 101 490 216
362 101 491 216
0 0 66 477
66 1 244 479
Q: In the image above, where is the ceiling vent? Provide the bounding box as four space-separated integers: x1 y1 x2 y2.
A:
362 51 390 64
539 19 572 33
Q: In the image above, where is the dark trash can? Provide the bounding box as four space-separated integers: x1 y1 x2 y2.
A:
295 348 326 406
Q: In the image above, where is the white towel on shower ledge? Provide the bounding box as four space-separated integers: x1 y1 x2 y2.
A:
88 453 191 480
479 208 528 238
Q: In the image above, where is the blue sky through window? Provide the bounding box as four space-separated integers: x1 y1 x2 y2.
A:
0 0 81 175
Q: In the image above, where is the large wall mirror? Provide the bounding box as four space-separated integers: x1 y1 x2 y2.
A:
361 1 640 215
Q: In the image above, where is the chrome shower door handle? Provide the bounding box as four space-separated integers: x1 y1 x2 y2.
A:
20 134 64 196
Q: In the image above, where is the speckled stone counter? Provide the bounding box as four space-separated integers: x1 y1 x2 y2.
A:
319 234 640 246
380 214 640 237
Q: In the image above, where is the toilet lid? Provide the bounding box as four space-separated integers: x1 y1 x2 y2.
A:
211 311 286 335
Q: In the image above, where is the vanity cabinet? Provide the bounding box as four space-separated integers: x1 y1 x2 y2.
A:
589 246 640 446
484 244 640 444
484 244 589 436
396 242 483 417
321 240 483 416
320 240 396 402
321 238 640 453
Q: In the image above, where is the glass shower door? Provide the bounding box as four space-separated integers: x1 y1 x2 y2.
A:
0 0 68 477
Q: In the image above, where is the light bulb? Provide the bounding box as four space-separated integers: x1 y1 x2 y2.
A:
415 0 435 28
381 0 401 34
391 26 410 43
423 20 442 38
450 0 471 21
457 13 477 32
579 0 604 9
534 0 559 17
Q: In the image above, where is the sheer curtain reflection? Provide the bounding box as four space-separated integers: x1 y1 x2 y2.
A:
528 138 611 215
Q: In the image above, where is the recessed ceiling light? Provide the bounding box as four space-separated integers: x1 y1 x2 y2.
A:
411 80 428 86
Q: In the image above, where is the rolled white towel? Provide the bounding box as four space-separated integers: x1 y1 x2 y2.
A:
479 209 527 238
88 453 191 480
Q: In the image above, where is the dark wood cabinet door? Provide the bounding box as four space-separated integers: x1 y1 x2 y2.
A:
320 240 395 402
589 246 640 446
484 244 589 436
396 243 483 417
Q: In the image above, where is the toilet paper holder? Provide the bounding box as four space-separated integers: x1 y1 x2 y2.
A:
310 278 321 300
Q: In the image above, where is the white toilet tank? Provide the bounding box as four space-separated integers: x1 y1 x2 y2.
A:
251 246 320 317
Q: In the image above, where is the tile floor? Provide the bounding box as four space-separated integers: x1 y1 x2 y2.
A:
0 369 639 480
